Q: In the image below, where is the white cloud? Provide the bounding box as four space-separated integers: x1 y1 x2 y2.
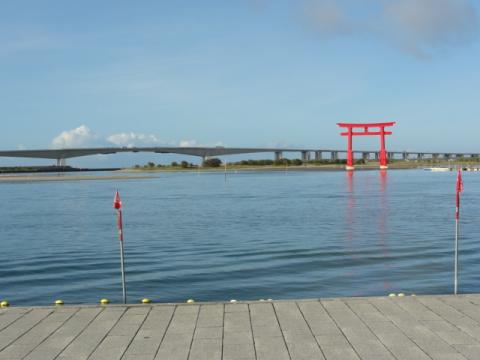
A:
304 0 478 57
52 125 98 148
384 0 478 55
179 139 225 147
179 139 198 147
306 1 351 35
106 132 162 147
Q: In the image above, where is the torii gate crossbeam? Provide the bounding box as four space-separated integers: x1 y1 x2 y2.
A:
338 122 396 170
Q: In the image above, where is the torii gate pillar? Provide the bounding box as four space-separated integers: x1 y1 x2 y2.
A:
337 122 396 170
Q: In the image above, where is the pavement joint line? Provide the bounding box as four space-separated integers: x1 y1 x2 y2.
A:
367 297 436 360
0 308 54 352
52 307 106 360
186 304 201 360
152 305 176 360
318 298 364 360
0 308 33 332
399 297 479 349
20 307 81 360
343 299 400 360
295 300 327 360
119 305 153 360
247 303 258 360
85 306 128 360
434 297 480 324
270 301 292 360
220 303 225 360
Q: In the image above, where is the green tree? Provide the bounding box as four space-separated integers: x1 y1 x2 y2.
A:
171 161 178 167
147 162 155 168
203 158 222 167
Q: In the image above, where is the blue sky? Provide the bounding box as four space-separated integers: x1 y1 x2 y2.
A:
1 0 479 166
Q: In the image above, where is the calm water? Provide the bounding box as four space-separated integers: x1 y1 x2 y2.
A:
1 169 480 305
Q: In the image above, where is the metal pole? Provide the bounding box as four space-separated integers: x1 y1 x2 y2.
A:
119 237 127 303
118 210 127 304
454 213 459 295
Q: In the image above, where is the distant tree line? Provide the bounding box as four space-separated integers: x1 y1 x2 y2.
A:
231 159 349 166
132 156 480 170
134 161 198 169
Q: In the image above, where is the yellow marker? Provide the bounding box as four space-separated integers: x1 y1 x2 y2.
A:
0 300 9 307
100 299 110 305
388 293 396 297
398 293 405 297
55 300 64 305
186 299 195 304
142 298 152 304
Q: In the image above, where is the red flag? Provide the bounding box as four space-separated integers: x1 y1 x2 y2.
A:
456 169 463 220
456 169 463 194
113 190 122 210
113 190 123 241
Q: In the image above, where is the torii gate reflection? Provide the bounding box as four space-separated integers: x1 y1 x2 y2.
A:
337 122 396 170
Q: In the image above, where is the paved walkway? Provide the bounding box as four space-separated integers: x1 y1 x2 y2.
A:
1 295 480 359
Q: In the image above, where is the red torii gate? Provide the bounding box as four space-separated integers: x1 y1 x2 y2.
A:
337 122 396 170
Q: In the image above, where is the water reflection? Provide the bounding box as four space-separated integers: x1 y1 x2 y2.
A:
344 170 393 295
379 170 392 292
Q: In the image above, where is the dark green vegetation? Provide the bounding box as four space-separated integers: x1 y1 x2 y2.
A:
0 166 121 174
132 156 480 171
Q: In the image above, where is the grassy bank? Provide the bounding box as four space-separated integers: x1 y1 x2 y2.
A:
122 159 477 173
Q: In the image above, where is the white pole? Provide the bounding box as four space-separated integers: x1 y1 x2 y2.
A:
119 237 127 304
117 209 127 304
454 217 459 295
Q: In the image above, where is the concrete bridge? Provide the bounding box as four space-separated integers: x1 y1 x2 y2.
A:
0 147 478 166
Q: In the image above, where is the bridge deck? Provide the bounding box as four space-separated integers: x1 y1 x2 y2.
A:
1 294 480 360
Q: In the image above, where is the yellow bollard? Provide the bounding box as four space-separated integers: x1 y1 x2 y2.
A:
55 300 64 305
398 293 405 297
0 300 9 307
388 293 396 298
142 298 152 304
186 299 195 304
100 299 110 305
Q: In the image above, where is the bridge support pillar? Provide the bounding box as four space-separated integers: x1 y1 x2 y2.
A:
274 151 283 161
432 154 439 161
417 153 423 161
331 151 338 161
56 158 66 167
315 151 322 161
402 152 408 160
201 156 210 166
362 152 370 162
374 152 379 161
301 151 310 163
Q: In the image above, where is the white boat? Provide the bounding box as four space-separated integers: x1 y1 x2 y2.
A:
424 167 451 172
